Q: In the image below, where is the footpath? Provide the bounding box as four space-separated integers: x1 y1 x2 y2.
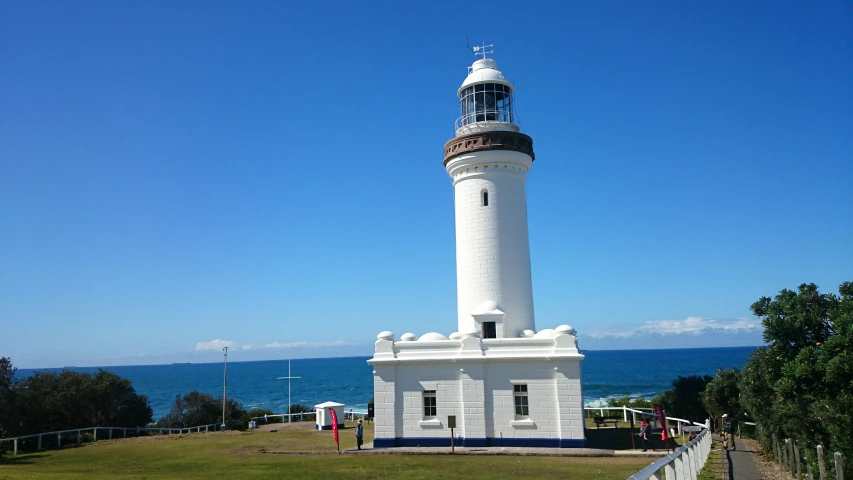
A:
721 434 761 480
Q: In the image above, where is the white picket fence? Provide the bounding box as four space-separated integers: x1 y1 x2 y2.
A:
627 428 713 480
0 423 221 456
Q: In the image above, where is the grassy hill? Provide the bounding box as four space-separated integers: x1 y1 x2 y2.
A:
0 421 650 479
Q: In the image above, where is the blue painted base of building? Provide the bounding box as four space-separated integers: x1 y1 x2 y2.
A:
316 423 345 430
372 437 586 448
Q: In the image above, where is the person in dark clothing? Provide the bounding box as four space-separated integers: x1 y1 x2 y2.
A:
722 414 736 450
355 419 364 450
639 420 654 452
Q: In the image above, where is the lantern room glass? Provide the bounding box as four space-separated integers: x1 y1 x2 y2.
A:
459 83 513 127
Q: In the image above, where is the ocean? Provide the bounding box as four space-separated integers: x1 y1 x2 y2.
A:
17 346 756 420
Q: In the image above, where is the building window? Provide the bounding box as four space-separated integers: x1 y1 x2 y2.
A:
482 321 496 339
423 390 437 418
514 384 529 417
482 190 489 207
459 83 514 126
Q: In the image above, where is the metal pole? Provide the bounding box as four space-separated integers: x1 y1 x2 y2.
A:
222 346 228 428
289 356 291 424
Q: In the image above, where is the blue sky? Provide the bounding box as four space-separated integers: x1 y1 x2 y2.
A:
1 1 851 368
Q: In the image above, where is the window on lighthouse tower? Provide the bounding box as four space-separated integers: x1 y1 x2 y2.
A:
482 190 489 207
460 83 514 126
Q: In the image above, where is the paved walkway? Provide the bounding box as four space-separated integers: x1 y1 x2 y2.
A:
721 435 761 480
336 442 667 457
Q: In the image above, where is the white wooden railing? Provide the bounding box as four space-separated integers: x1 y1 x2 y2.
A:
251 408 368 423
584 406 706 434
0 423 221 456
627 428 712 480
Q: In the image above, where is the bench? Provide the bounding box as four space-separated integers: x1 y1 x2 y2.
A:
593 416 621 428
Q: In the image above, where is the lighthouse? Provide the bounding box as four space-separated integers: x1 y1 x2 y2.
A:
369 49 585 449
444 53 536 340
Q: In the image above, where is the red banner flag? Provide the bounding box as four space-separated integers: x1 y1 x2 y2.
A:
654 404 669 442
329 408 339 445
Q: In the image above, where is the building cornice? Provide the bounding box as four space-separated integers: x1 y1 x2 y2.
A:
444 131 535 166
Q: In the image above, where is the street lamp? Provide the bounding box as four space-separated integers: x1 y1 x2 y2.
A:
221 346 228 430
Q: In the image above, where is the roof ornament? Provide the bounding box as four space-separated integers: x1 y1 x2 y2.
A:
471 42 494 60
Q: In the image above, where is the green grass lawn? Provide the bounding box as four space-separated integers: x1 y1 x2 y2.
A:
0 421 651 479
697 439 726 480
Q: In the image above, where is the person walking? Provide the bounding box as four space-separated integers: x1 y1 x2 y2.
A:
355 418 364 450
722 414 736 450
639 420 654 452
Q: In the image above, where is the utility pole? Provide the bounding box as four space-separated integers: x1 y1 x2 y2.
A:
221 346 228 429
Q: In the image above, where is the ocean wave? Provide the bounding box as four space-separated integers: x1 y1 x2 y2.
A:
584 392 659 407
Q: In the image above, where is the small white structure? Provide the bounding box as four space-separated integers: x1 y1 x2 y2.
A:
314 401 345 431
368 50 586 448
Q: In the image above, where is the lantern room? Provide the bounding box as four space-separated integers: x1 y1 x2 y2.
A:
455 58 520 136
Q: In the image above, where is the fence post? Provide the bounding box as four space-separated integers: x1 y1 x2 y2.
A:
38 434 42 450
13 438 17 455
687 444 696 480
77 430 81 446
772 435 778 465
788 439 796 476
675 452 684 480
694 442 702 477
807 462 814 480
94 427 98 442
836 452 844 480
818 446 827 480
57 432 61 447
664 460 676 480
795 442 802 478
123 429 127 438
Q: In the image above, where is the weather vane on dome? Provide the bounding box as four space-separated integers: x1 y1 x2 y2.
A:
471 43 494 60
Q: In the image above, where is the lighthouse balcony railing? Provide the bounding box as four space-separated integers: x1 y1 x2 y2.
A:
455 110 515 130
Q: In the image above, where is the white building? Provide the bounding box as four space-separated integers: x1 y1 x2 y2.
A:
368 52 585 448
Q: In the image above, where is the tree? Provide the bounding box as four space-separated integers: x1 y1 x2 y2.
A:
703 367 743 429
741 282 853 472
156 391 247 430
0 357 16 438
653 375 712 423
0 362 152 439
287 404 312 414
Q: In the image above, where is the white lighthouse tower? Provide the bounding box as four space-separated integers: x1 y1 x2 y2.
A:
369 49 585 449
444 52 536 340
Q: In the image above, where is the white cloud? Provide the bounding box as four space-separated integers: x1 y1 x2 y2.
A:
195 339 237 351
588 317 760 339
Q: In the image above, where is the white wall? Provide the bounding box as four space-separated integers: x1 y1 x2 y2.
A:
447 150 535 338
371 349 585 447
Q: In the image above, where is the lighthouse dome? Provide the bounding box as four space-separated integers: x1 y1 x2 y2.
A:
455 57 518 135
457 59 514 95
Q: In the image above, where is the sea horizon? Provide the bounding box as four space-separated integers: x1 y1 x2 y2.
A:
13 344 764 371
